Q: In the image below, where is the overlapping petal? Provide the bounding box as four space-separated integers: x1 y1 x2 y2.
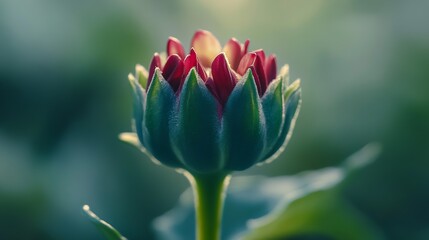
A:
265 54 277 83
184 49 207 82
211 53 238 107
191 30 222 68
162 54 184 92
237 52 267 96
147 53 162 89
167 37 186 59
222 38 242 71
126 30 302 173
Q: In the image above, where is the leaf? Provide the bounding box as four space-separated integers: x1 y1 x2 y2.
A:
128 73 146 146
222 70 265 171
243 190 384 240
83 205 127 240
261 78 285 158
170 69 221 173
153 144 384 240
144 69 182 168
261 80 302 163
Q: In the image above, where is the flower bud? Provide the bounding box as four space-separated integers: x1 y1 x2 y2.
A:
123 30 302 174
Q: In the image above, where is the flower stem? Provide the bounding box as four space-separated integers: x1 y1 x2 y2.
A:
185 171 231 240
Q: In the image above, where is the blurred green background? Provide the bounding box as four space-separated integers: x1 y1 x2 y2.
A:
1 0 428 239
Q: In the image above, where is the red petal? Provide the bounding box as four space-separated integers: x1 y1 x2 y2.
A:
242 39 250 55
223 38 242 71
147 53 162 90
211 53 237 106
167 37 185 59
205 77 223 116
253 49 266 64
205 77 220 101
237 53 257 76
191 30 222 68
265 54 277 84
253 55 267 95
178 49 208 94
249 66 263 96
162 54 184 92
184 49 207 81
236 52 267 96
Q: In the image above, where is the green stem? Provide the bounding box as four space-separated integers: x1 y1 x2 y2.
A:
185 172 231 240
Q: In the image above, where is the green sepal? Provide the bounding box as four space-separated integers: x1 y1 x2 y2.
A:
222 70 266 171
135 64 148 89
119 132 164 165
128 74 146 145
261 81 301 163
171 69 221 173
261 78 284 158
83 205 127 240
278 64 290 92
144 69 182 168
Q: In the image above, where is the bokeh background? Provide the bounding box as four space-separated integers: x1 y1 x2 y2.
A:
1 0 428 239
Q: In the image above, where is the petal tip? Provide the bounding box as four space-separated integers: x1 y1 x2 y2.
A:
135 63 143 69
128 73 135 82
292 78 301 88
280 64 290 76
191 30 222 67
287 79 301 95
167 37 185 59
135 64 148 77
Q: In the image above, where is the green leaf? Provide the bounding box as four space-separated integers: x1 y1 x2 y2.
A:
153 144 383 240
128 74 146 145
243 190 384 240
83 205 127 240
222 70 265 171
144 69 182 168
170 69 221 173
261 78 285 159
262 81 302 163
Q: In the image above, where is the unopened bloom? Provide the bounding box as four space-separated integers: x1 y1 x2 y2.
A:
124 30 301 174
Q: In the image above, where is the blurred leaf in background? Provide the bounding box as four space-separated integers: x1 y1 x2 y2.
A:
153 145 384 240
0 0 428 239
